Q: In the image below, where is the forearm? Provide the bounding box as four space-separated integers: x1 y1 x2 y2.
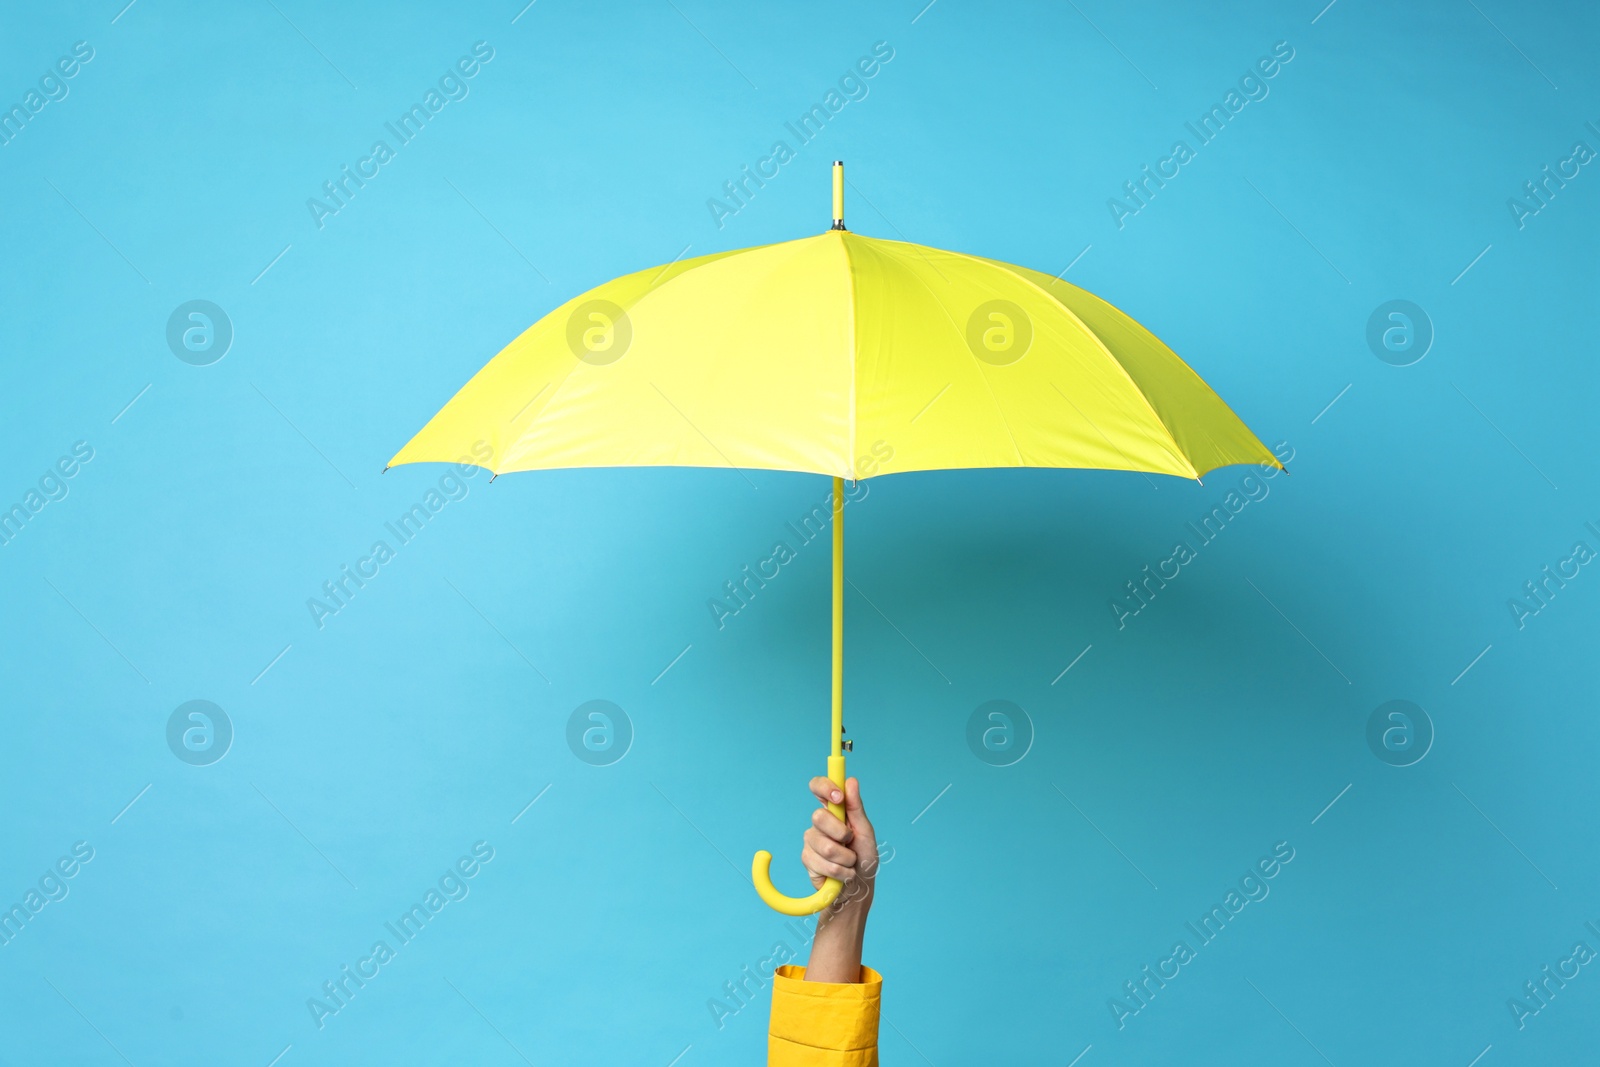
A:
804 899 869 983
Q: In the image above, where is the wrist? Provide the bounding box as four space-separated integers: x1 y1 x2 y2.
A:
803 890 870 983
818 895 869 934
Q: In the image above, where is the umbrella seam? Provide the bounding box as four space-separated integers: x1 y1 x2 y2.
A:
837 231 859 480
917 241 1200 480
500 241 792 473
874 239 1029 468
499 294 594 473
1038 275 1279 476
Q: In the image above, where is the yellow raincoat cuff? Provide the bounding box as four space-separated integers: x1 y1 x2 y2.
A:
768 964 881 1067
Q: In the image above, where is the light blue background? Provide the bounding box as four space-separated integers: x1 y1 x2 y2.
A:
1 1 1596 1064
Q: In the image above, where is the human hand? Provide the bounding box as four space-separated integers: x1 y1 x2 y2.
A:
802 776 878 904
801 776 877 983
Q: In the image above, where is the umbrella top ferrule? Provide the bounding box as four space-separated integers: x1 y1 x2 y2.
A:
831 160 846 231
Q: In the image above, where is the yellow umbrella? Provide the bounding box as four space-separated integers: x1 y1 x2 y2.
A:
390 163 1281 915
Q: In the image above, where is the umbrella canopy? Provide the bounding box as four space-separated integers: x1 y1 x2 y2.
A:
389 231 1278 483
390 163 1280 916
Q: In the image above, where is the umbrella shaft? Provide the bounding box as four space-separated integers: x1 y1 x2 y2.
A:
831 476 844 758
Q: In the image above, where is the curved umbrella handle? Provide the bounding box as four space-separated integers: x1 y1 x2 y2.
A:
751 754 847 915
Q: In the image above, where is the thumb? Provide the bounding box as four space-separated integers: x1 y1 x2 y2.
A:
843 778 872 832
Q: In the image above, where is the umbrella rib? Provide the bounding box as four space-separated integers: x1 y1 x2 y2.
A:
494 251 736 470
510 381 552 423
910 383 951 423
498 359 583 472
837 231 860 473
842 179 949 283
877 241 1028 466
1048 382 1159 490
938 244 1202 478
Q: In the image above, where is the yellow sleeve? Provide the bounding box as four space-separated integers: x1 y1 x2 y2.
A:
767 964 882 1067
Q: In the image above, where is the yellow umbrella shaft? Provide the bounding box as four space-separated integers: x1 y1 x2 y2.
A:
831 475 844 759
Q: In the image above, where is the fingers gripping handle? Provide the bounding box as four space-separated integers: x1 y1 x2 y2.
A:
752 755 847 915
